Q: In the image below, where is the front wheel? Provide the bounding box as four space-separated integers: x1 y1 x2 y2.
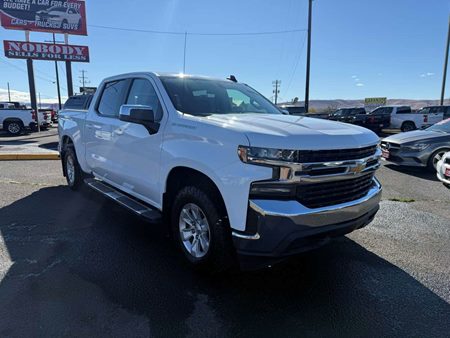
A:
428 149 449 172
171 186 235 272
64 147 83 190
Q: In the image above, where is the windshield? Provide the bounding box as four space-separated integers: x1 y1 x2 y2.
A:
159 76 281 116
426 118 450 133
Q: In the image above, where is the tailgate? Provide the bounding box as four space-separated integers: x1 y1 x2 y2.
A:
38 111 52 123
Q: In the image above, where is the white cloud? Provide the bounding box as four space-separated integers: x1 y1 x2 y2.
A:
354 78 360 82
351 75 357 79
426 72 435 76
0 88 63 104
356 83 364 87
420 72 435 78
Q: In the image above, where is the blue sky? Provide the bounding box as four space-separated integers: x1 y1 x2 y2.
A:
0 0 449 103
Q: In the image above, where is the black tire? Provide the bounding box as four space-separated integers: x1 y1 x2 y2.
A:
61 19 68 28
5 121 23 135
401 121 416 132
63 146 83 190
171 185 235 272
427 148 450 172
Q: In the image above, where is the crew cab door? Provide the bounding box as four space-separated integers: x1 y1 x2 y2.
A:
84 78 131 180
106 77 165 206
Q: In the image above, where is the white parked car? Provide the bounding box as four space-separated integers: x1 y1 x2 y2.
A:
436 151 450 188
59 72 382 271
0 107 52 135
372 105 443 132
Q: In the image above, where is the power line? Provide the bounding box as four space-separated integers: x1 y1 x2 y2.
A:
88 24 307 36
0 58 58 84
0 58 67 99
284 32 308 97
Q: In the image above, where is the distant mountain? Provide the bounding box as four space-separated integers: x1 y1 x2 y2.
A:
280 99 450 112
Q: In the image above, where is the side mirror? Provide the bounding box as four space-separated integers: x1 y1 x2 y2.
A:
119 105 159 134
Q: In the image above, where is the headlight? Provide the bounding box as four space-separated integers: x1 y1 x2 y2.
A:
403 143 430 151
237 146 296 164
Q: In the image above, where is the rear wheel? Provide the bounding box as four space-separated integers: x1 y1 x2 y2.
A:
5 121 23 135
64 147 83 190
171 185 235 272
401 121 416 132
428 149 449 171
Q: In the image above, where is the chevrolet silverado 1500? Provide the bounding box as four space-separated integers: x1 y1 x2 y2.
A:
58 72 382 271
0 105 52 135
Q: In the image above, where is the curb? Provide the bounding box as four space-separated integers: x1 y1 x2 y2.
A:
0 153 60 160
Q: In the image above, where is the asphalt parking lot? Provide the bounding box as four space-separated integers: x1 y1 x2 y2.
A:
0 159 449 337
0 128 59 152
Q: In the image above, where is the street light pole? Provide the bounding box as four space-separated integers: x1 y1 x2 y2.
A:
7 82 11 102
440 16 450 106
304 0 313 113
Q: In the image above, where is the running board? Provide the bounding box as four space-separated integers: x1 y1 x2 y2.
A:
84 178 162 223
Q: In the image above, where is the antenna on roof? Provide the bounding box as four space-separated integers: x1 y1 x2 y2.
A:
227 75 237 82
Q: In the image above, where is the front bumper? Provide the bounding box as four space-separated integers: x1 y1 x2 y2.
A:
381 148 430 167
233 178 382 258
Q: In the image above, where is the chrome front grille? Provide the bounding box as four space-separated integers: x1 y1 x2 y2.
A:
296 145 377 163
296 173 376 208
249 144 382 209
380 141 400 151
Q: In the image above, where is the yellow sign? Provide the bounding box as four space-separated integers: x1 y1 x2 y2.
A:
364 97 387 106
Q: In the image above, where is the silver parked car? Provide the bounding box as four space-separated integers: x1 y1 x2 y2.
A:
381 118 450 171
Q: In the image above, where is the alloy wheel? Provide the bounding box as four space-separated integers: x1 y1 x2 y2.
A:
7 122 20 134
179 203 211 258
66 155 75 185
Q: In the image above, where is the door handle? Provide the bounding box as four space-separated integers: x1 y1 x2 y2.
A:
86 123 102 130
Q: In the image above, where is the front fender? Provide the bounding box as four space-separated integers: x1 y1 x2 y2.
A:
161 123 272 231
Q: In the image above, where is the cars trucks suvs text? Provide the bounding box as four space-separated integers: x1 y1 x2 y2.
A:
58 72 382 271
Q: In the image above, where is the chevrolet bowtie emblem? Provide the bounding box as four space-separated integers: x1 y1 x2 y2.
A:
350 163 366 174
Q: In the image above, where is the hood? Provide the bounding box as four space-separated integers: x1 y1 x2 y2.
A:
198 113 379 150
383 130 449 144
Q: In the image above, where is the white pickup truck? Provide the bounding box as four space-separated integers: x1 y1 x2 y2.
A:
58 72 382 271
0 103 52 135
371 105 443 132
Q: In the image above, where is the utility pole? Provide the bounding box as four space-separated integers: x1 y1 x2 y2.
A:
65 33 74 97
272 80 281 105
183 32 187 74
25 31 39 132
79 70 90 92
38 92 42 109
7 82 11 102
441 16 450 106
304 0 313 113
53 33 62 110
